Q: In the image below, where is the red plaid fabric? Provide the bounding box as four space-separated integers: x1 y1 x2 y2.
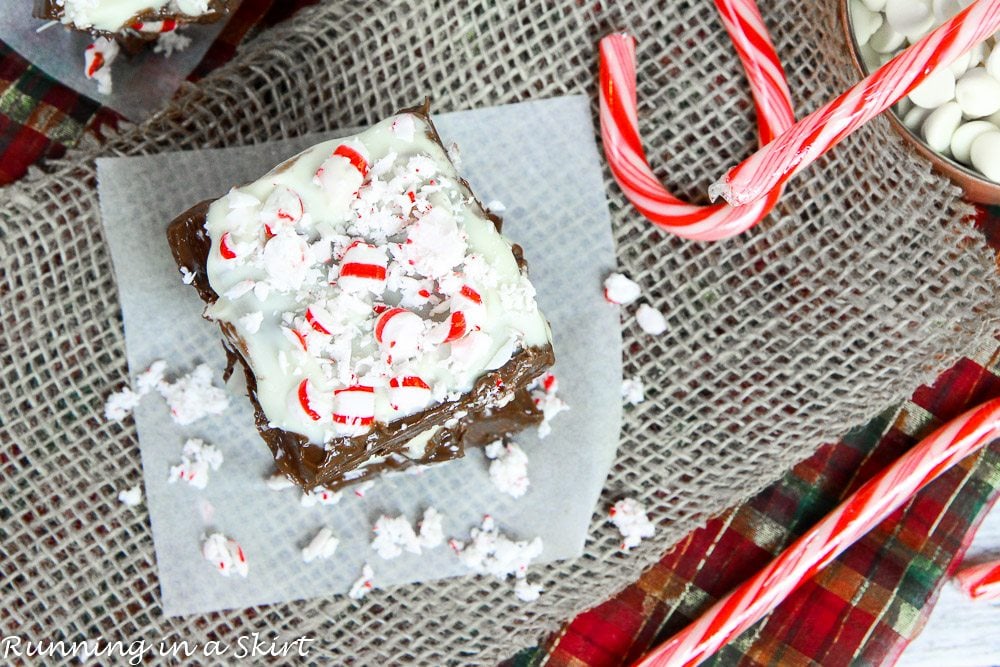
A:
2 10 998 664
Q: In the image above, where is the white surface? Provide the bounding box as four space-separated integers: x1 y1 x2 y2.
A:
899 505 1000 666
96 95 622 616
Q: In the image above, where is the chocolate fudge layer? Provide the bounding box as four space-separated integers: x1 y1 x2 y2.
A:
167 106 555 491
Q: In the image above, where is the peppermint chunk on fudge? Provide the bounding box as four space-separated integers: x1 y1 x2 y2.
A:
167 106 554 491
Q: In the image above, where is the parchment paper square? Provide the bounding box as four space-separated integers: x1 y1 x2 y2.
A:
97 95 621 616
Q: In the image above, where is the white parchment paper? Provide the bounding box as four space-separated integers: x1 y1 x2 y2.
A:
97 95 621 616
0 4 231 121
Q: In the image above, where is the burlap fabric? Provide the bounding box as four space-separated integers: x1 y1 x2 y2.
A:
3 1 999 664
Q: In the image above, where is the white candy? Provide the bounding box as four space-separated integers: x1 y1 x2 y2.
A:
955 68 1000 118
374 307 424 359
851 0 884 46
921 101 963 153
987 43 1000 80
117 485 142 507
417 507 445 549
485 441 530 498
621 377 646 406
388 376 433 413
895 96 914 117
932 0 964 23
908 67 956 109
332 385 375 436
202 533 248 578
338 242 388 294
603 272 641 305
348 564 375 600
885 0 935 39
371 515 422 560
903 105 933 131
636 304 668 335
860 43 882 72
949 49 973 77
260 185 304 234
950 120 997 164
869 21 905 53
970 131 1000 182
262 232 310 292
301 527 340 563
861 0 887 11
609 498 656 551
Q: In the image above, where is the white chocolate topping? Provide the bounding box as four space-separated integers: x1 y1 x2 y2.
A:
55 0 212 32
203 112 551 447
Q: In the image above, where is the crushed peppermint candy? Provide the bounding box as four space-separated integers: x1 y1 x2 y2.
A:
202 532 248 578
636 304 668 336
417 507 445 549
103 360 168 422
603 272 641 306
609 498 656 551
167 438 224 490
179 266 196 284
352 480 376 497
371 514 422 560
157 363 230 425
265 472 297 491
199 112 551 448
301 527 340 563
300 487 343 507
103 386 142 422
484 440 530 498
83 37 119 95
117 485 143 507
348 563 375 600
450 515 544 602
621 377 645 406
529 372 569 439
153 30 191 57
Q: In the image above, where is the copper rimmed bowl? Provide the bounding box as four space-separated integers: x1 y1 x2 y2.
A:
840 0 1000 205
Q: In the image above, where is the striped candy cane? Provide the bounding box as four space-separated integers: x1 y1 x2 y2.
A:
599 0 796 241
635 398 1000 667
711 0 1000 207
954 559 1000 601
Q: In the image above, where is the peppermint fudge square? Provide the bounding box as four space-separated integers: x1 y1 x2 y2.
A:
167 105 555 491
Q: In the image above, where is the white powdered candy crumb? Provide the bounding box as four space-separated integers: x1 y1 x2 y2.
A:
117 485 142 507
484 441 530 498
485 199 507 212
135 360 167 395
202 533 248 578
609 498 656 551
529 373 569 439
179 266 196 285
266 472 296 491
353 480 375 497
103 387 141 422
238 311 264 334
301 527 340 563
348 563 375 600
167 438 224 490
603 272 641 305
451 516 543 602
157 363 230 425
371 515 422 559
153 30 192 57
83 37 118 95
621 377 645 406
636 303 668 336
300 487 342 507
514 576 543 602
417 507 445 549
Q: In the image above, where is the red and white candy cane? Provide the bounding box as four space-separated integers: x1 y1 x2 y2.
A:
711 0 1000 207
954 559 1000 601
635 398 1000 667
599 0 795 241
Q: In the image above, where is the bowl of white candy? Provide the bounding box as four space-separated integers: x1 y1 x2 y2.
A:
843 0 1000 204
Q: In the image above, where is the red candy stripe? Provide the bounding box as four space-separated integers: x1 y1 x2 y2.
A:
389 376 431 390
443 311 467 343
460 285 482 304
333 145 369 178
374 308 407 343
340 263 386 281
297 379 321 421
334 385 375 394
219 232 237 259
306 308 332 335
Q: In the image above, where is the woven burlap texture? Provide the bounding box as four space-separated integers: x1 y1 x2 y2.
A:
3 1 999 664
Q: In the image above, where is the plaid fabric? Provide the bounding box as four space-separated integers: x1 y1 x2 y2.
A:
2 10 999 664
512 207 1000 666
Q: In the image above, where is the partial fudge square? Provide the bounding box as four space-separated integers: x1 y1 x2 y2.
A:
167 105 555 490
